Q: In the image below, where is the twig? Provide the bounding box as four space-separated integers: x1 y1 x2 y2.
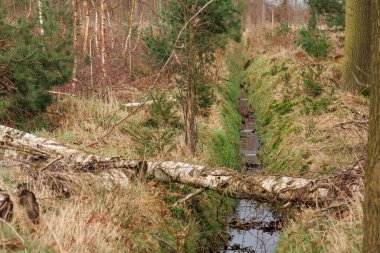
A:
334 120 369 129
39 156 63 172
48 91 75 97
173 188 205 206
0 218 25 244
150 234 177 251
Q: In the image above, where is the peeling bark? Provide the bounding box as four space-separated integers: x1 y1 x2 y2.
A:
0 125 359 205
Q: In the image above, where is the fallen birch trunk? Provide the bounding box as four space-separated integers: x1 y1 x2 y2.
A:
124 97 176 108
0 125 356 205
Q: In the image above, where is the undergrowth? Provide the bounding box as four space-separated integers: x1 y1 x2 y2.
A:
203 46 243 170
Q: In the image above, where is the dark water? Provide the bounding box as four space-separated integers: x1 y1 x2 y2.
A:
221 90 282 253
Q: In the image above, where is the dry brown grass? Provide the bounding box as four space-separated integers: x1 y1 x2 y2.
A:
277 193 363 253
41 95 143 158
0 52 234 251
245 35 368 177
0 167 196 252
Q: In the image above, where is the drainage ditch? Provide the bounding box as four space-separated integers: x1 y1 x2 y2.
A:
221 84 283 253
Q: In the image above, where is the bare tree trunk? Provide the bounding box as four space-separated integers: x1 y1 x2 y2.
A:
123 0 136 76
27 0 32 21
282 0 289 23
364 1 380 251
123 0 135 54
184 6 197 155
83 0 90 53
0 124 357 205
271 3 275 33
184 78 197 154
38 0 44 35
90 39 94 87
132 12 143 52
72 0 79 82
100 0 107 80
294 0 298 26
91 0 100 55
106 1 116 49
342 0 371 94
261 0 266 26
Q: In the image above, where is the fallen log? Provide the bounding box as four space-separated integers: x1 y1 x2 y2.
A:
124 97 176 108
0 125 358 205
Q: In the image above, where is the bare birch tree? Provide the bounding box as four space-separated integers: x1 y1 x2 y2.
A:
100 0 107 80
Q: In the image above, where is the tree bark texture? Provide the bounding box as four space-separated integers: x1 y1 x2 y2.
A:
83 0 90 53
123 0 135 54
0 125 361 206
100 0 107 80
183 6 197 155
342 0 371 94
91 0 100 54
72 0 79 81
261 0 266 26
364 1 380 251
38 0 44 35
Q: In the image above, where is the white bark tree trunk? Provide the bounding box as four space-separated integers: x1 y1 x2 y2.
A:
0 125 360 205
100 0 107 80
38 0 44 35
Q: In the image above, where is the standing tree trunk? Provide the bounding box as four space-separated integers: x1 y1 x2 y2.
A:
271 3 275 33
183 5 197 155
72 0 79 82
294 0 297 25
364 1 379 251
282 0 289 23
132 12 143 52
123 0 136 76
91 0 100 55
342 0 371 94
71 0 78 82
100 0 107 80
123 0 135 54
261 0 266 26
83 0 90 53
38 0 44 35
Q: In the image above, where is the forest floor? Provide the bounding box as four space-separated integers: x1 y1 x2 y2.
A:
0 27 367 252
0 40 242 252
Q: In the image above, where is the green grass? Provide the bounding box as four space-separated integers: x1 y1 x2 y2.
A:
188 45 254 251
240 40 365 252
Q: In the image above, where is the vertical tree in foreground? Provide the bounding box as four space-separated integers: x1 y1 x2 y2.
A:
364 1 380 251
342 0 370 94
